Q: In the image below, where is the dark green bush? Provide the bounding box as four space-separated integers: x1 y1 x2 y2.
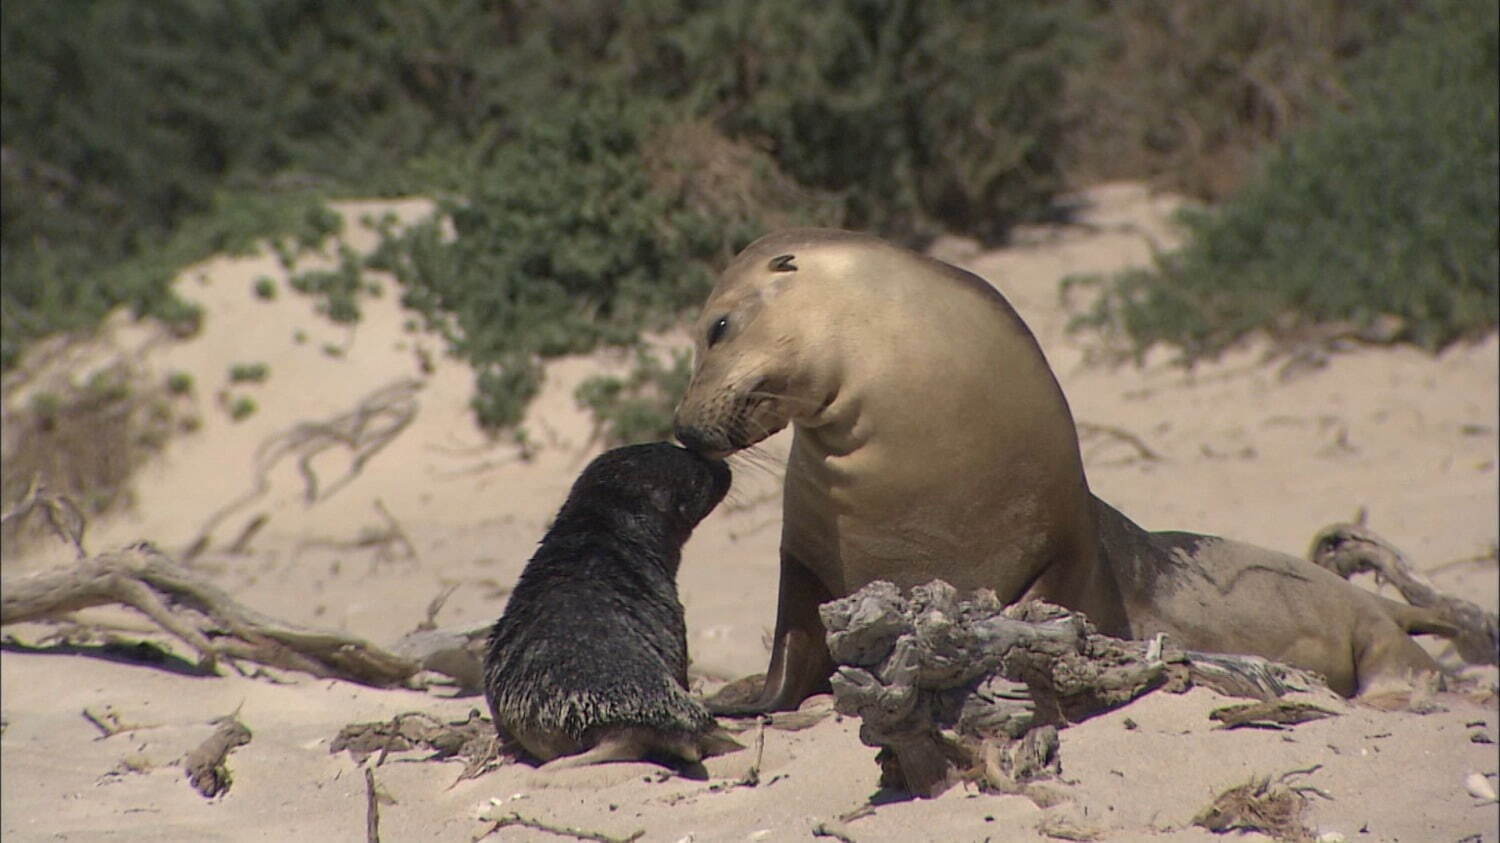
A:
373 94 785 429
289 246 365 324
1 0 533 369
228 363 270 384
5 0 1459 437
575 349 694 447
1073 0 1498 361
611 0 1082 242
1063 0 1412 199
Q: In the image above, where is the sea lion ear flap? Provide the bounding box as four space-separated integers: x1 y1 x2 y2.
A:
762 253 799 297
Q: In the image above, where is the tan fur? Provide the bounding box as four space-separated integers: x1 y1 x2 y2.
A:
674 228 1443 709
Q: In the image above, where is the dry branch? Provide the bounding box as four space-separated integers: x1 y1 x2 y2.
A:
1209 700 1339 731
1309 522 1500 666
1076 421 1163 463
1193 767 1326 841
474 812 644 843
365 766 396 843
1 475 88 558
184 378 420 560
182 713 252 798
820 580 1328 798
1 542 431 687
331 710 501 783
81 705 148 739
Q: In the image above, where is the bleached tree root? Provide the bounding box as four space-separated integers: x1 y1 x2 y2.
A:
1309 521 1499 666
820 580 1330 798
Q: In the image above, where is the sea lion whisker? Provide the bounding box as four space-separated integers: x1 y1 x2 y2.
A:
728 446 784 482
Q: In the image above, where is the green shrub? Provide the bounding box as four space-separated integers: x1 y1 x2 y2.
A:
5 0 1445 433
1072 0 1498 361
228 363 270 384
1062 0 1412 199
575 349 694 447
166 371 195 395
1 0 511 370
252 276 278 300
612 0 1082 243
228 396 258 421
289 246 364 324
375 94 807 430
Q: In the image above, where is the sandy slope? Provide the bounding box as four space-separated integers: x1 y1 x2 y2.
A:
2 186 1496 842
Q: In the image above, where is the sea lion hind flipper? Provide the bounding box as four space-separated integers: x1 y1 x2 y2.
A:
1375 595 1463 639
708 555 834 715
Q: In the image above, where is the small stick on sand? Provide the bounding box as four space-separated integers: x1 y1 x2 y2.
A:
373 498 420 563
365 767 380 843
836 804 876 824
811 820 857 842
81 707 120 739
741 715 768 787
80 706 148 740
182 712 252 798
417 583 462 632
225 513 269 555
473 812 644 843
364 766 396 843
1076 421 1163 463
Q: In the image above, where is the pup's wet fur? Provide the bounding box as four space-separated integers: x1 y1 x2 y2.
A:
483 443 740 776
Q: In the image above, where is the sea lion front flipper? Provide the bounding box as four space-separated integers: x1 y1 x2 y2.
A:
538 731 658 771
708 554 833 715
1379 596 1463 639
539 726 709 773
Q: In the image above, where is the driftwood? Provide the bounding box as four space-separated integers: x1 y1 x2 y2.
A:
182 712 252 798
1208 700 1339 731
1 476 89 559
473 812 644 843
820 580 1329 798
365 767 395 843
0 542 486 688
331 709 502 783
184 378 420 561
1309 521 1500 666
1192 766 1327 841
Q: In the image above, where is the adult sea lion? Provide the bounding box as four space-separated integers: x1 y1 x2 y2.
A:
483 442 742 771
673 228 1451 708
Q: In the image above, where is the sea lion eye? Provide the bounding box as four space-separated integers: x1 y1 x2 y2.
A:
707 315 730 347
768 254 798 272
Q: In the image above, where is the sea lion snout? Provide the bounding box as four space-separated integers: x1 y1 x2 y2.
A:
673 421 732 459
589 441 732 527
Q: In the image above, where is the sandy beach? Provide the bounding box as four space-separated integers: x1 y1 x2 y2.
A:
3 185 1496 842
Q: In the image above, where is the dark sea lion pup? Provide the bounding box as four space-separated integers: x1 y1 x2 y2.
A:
483 442 741 773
